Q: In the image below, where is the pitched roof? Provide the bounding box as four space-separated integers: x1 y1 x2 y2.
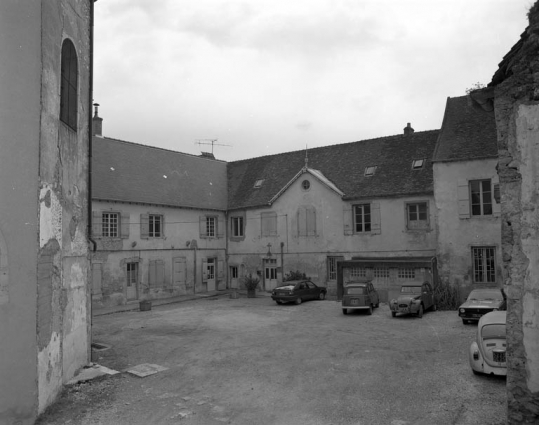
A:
92 136 228 210
433 96 497 163
227 130 440 210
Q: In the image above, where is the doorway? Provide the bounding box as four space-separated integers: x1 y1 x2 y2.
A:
264 258 278 290
206 258 216 291
126 262 139 300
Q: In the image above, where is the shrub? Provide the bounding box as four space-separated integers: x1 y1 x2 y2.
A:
241 274 260 290
283 270 310 281
434 281 461 310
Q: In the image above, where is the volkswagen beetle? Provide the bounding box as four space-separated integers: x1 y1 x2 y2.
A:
469 311 507 376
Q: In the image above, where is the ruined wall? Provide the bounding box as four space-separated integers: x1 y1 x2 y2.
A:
493 5 539 422
433 158 502 301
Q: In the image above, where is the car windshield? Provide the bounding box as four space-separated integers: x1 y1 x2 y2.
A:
468 290 503 301
346 287 366 295
401 286 421 294
482 324 506 340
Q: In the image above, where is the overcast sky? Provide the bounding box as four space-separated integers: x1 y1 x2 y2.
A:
93 0 531 162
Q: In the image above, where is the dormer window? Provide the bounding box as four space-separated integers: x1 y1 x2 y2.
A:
364 166 377 177
254 179 264 188
412 159 425 170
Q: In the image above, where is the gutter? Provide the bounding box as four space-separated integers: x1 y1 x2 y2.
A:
87 0 97 253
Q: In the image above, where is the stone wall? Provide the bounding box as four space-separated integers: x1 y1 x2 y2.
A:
492 3 539 422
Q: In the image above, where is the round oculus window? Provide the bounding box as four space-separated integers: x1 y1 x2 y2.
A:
302 180 311 191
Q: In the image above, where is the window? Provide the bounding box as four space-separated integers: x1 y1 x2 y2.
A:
354 204 371 233
364 166 377 177
407 202 429 230
126 263 138 287
412 159 425 169
470 180 493 216
230 266 238 279
373 267 390 278
261 212 277 236
472 247 496 283
60 39 78 130
206 216 216 237
102 212 119 237
350 268 367 278
254 179 264 188
301 180 311 191
149 214 163 238
231 216 244 237
398 268 415 279
327 256 343 281
265 258 277 280
298 206 316 236
207 258 215 280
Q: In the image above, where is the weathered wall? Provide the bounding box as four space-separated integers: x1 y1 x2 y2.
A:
0 1 42 423
493 5 539 422
36 0 91 414
433 158 502 300
91 201 227 306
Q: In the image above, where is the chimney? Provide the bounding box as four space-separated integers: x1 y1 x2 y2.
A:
403 122 414 136
92 103 103 136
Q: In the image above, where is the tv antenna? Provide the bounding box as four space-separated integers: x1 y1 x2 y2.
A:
194 139 231 154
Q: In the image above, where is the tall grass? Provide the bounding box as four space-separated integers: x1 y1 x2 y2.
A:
434 281 461 310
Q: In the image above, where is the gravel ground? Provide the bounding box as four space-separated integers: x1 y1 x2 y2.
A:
36 295 507 425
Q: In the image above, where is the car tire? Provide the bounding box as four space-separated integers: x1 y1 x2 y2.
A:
375 302 380 308
275 300 282 305
391 311 396 318
462 319 468 325
295 297 302 305
319 292 326 301
342 308 348 315
417 304 423 318
472 369 480 376
367 305 373 315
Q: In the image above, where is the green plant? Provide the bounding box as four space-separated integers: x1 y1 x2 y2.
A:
434 281 461 310
242 274 260 291
283 270 310 281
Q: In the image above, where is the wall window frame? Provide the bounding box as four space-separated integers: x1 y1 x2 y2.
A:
102 212 119 238
327 256 344 281
149 214 163 238
472 246 496 284
406 201 429 230
60 39 78 131
230 215 245 238
470 179 493 216
354 203 371 233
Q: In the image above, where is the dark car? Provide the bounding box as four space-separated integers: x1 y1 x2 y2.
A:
342 281 380 315
389 282 436 318
459 288 506 324
271 280 327 305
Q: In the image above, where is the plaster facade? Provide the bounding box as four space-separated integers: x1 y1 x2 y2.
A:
434 159 502 300
0 1 92 423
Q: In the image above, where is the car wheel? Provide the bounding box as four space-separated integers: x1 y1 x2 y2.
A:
319 292 326 300
375 302 380 308
295 297 302 305
275 300 282 305
417 304 423 318
462 319 468 325
391 311 396 318
472 369 480 376
367 305 373 315
342 308 348 315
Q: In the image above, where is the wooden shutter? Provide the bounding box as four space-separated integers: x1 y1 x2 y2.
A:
492 175 501 216
148 260 156 287
202 260 208 282
306 206 316 236
172 257 186 288
343 204 353 235
217 215 225 238
218 260 224 279
457 179 470 219
156 260 165 288
298 207 307 236
92 211 102 238
121 213 130 239
371 202 381 234
140 214 149 239
199 216 207 238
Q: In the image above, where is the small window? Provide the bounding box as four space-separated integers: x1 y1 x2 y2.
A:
60 39 78 130
350 268 367 278
412 159 424 169
230 266 239 279
254 179 264 188
407 202 429 230
354 204 371 233
231 216 244 237
206 216 216 237
364 166 377 177
149 214 163 238
373 267 390 278
301 180 311 191
398 268 415 279
327 256 344 281
470 180 493 216
102 212 119 237
472 247 496 283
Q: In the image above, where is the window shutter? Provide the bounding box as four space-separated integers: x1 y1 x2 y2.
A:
307 206 316 236
457 179 470 219
202 260 208 282
298 207 307 236
173 257 186 286
218 260 224 279
148 260 156 287
217 216 225 238
140 214 149 239
92 211 102 238
121 213 130 239
156 260 165 288
371 202 381 234
199 216 207 238
492 175 501 216
343 204 353 235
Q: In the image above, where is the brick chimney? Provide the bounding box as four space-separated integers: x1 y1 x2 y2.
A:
92 103 103 136
403 122 414 136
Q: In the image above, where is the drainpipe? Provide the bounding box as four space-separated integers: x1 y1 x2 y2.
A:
280 242 284 280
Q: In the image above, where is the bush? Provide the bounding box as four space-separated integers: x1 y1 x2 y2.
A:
434 281 461 310
241 274 260 290
283 270 310 281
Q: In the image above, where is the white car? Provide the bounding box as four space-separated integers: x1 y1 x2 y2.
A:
469 311 507 376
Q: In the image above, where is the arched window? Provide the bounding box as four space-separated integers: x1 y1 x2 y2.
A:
60 39 78 130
